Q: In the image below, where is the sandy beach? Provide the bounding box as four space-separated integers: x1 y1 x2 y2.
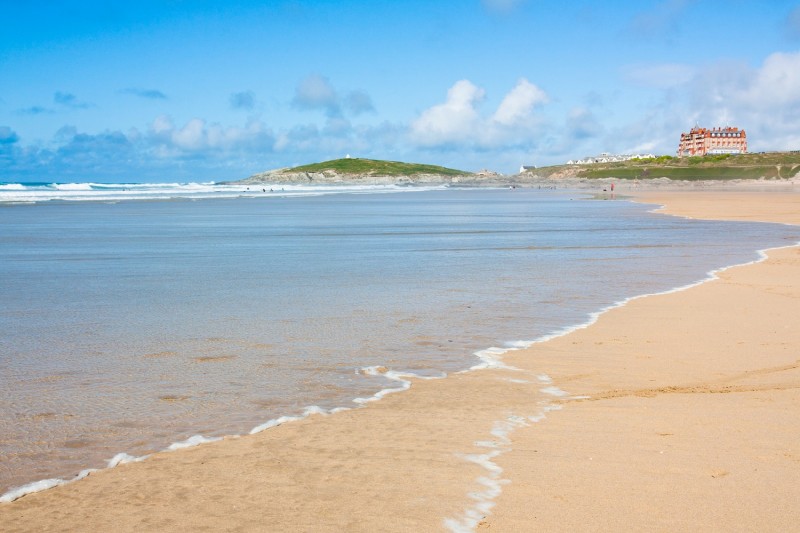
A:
1 188 798 532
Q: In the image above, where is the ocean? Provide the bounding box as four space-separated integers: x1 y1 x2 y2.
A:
1 184 796 499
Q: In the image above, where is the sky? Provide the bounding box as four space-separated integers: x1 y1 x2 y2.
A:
2 0 800 182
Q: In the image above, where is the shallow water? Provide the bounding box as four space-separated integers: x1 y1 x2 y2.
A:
0 188 796 493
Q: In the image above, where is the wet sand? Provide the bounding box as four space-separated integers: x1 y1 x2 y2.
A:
2 188 799 532
486 190 800 531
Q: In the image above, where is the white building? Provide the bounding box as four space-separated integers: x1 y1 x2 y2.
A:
566 153 655 165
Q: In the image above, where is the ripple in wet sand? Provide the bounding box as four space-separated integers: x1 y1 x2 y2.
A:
192 355 236 363
159 395 191 402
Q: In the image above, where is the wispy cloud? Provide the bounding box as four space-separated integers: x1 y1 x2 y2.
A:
622 62 696 89
786 6 800 40
629 0 696 39
54 91 91 109
343 90 374 115
481 0 527 14
292 74 375 118
230 91 256 110
293 74 340 115
121 88 168 100
0 126 19 144
566 107 603 141
19 105 54 115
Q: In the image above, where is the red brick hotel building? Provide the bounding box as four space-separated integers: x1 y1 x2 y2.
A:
677 126 747 156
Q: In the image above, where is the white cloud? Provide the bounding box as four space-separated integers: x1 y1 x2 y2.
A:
410 80 485 147
492 78 548 126
683 51 800 150
173 118 206 151
605 50 800 157
734 51 800 109
410 78 548 149
147 115 274 155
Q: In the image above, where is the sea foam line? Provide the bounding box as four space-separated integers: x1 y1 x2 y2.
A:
2 237 795 506
442 239 800 532
0 182 448 204
444 374 568 533
512 241 800 354
0 365 443 504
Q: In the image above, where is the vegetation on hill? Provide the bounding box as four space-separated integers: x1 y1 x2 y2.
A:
534 152 800 181
287 158 471 177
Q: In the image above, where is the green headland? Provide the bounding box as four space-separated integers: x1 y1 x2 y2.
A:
236 152 800 186
287 158 470 177
238 157 481 185
530 152 800 181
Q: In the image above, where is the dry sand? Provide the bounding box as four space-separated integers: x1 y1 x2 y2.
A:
1 189 798 532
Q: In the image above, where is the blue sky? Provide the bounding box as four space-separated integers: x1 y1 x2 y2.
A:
2 0 800 182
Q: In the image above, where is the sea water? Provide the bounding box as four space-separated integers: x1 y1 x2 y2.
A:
0 186 796 496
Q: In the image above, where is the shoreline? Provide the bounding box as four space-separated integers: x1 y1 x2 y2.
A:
1 187 799 531
483 189 800 530
0 192 780 504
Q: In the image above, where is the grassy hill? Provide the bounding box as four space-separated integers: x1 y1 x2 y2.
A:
532 152 800 181
287 158 471 177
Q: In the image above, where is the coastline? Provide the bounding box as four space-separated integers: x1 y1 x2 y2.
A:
1 188 799 531
483 189 800 531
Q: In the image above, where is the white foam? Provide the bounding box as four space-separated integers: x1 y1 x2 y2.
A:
0 182 448 204
1 450 157 503
540 386 569 397
247 368 446 436
0 478 64 504
444 408 549 533
249 405 330 435
51 182 94 190
0 363 444 503
469 342 531 371
107 453 149 468
0 469 96 504
167 434 223 451
353 366 444 404
249 415 304 435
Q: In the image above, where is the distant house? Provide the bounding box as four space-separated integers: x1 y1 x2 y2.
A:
677 126 747 156
566 153 655 165
519 165 537 173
